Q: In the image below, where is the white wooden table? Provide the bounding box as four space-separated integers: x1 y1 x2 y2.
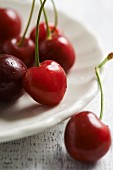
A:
0 0 113 169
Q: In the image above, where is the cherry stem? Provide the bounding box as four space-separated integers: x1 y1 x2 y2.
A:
40 0 51 39
95 53 113 120
51 0 58 29
18 0 35 47
35 0 47 66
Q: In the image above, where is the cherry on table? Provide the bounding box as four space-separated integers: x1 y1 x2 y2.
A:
0 54 27 101
39 35 76 73
0 8 21 42
64 111 111 163
23 60 67 105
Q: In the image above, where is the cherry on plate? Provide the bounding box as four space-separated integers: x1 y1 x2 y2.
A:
30 22 62 44
39 35 76 73
64 111 111 163
2 37 35 67
0 8 21 42
0 54 27 101
23 60 67 106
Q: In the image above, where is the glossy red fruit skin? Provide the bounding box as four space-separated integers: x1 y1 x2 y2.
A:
2 37 35 68
30 22 62 44
0 41 2 54
0 8 21 42
0 54 27 101
64 111 111 163
39 35 76 73
23 60 67 105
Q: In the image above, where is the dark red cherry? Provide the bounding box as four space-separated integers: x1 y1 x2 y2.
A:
0 8 21 42
64 111 111 163
30 22 62 44
0 54 27 101
23 60 67 106
2 37 35 67
0 41 2 54
39 35 76 72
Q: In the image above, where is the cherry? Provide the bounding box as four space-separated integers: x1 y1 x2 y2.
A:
64 111 111 163
39 35 76 72
23 0 67 106
0 41 2 54
23 60 67 105
0 54 27 101
30 0 62 44
34 0 76 73
64 53 113 163
30 22 62 44
2 37 35 68
2 0 36 67
0 8 21 42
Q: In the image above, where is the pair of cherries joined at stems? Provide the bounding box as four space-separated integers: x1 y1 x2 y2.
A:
0 0 112 164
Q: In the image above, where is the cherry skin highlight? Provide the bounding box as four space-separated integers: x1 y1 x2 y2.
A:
23 60 67 106
64 111 111 163
0 54 27 101
0 8 21 42
30 22 62 44
2 37 35 68
39 35 76 73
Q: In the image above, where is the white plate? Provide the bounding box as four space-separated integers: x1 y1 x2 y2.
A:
0 0 103 143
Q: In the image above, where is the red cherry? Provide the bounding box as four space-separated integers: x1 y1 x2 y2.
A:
39 35 76 72
23 60 67 105
0 54 27 101
0 41 2 54
64 111 111 163
2 37 35 67
0 8 21 42
30 22 62 44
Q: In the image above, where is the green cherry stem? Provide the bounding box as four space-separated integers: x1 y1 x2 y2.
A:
35 0 47 66
18 0 35 47
95 53 113 120
40 0 51 39
51 0 58 29
95 67 103 120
